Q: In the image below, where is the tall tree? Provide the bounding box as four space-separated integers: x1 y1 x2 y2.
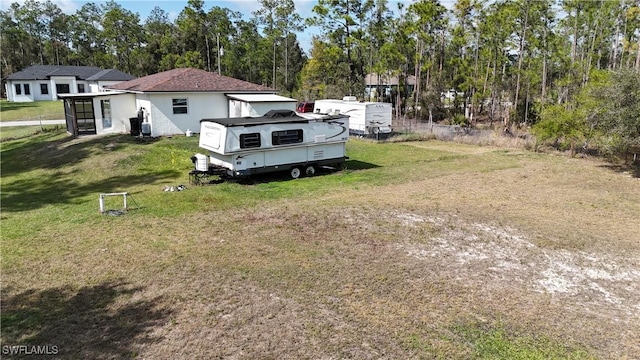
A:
588 70 640 157
0 4 28 75
308 0 373 95
206 7 238 76
41 1 69 65
407 0 448 119
14 0 47 65
68 2 106 67
253 0 304 91
448 0 484 123
102 1 143 74
253 0 281 88
228 19 266 83
300 37 351 99
476 1 517 124
175 0 210 71
365 0 393 101
141 7 178 75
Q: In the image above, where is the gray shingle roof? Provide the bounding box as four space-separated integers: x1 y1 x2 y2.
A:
86 69 136 81
6 65 135 81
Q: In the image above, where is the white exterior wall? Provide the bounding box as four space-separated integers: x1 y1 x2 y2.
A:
228 100 296 117
6 78 128 102
76 80 89 94
8 80 60 102
146 92 228 137
33 81 52 101
6 81 33 102
92 93 137 135
7 79 71 102
50 76 77 100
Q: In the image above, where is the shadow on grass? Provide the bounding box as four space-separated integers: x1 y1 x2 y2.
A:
0 131 156 178
0 281 171 359
2 132 184 212
598 163 640 178
343 159 380 170
225 160 381 185
0 101 39 113
1 169 180 213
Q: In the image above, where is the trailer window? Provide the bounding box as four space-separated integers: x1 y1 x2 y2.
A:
240 133 261 148
272 129 303 145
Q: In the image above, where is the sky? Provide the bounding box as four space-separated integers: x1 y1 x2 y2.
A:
1 0 456 53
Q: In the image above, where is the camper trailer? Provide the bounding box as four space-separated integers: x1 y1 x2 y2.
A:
313 97 392 137
195 110 349 179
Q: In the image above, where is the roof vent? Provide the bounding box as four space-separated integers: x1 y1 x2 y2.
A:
264 109 297 118
342 96 357 102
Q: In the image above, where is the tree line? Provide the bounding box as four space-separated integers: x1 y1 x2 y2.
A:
1 0 639 158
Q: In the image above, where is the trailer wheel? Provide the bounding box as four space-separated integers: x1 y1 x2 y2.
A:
290 167 302 179
304 165 316 177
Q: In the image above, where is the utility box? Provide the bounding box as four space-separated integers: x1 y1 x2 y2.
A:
193 153 209 172
129 117 141 136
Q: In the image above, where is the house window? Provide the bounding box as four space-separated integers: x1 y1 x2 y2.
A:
56 84 70 94
101 100 112 128
272 129 303 145
14 84 21 95
78 84 85 93
40 84 48 95
172 98 188 114
240 133 261 149
24 84 30 95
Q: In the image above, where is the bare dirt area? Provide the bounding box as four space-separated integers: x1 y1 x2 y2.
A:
124 203 640 359
394 212 640 358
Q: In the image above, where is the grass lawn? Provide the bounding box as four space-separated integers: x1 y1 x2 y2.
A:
0 125 64 141
1 129 638 359
0 100 65 121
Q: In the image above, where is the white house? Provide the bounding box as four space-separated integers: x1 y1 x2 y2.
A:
57 91 136 137
58 68 297 137
5 65 135 102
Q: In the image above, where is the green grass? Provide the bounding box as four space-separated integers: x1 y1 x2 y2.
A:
0 100 65 121
2 129 638 359
452 322 594 359
0 124 64 141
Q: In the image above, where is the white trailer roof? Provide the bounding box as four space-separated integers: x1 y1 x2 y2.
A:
201 110 347 127
226 93 297 103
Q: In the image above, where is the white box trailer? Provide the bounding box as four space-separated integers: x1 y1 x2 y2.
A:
196 110 349 179
313 97 392 137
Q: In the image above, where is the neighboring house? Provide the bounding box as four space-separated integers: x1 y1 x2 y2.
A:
58 67 297 138
365 73 416 100
5 65 135 102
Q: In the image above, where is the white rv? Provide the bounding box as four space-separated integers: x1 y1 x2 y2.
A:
313 97 392 137
195 110 349 179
